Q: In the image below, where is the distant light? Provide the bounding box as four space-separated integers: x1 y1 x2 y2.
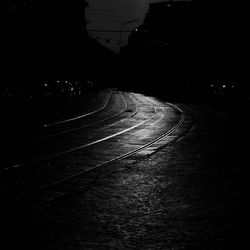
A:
44 83 48 87
222 85 226 88
135 28 138 32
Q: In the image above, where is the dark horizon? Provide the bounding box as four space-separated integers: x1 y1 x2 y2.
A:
1 2 248 250
2 0 247 94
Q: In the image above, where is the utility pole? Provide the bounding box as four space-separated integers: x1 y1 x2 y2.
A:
120 19 142 53
81 0 89 35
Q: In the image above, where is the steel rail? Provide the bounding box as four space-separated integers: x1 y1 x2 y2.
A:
15 102 188 200
31 92 131 141
6 89 115 139
43 89 114 127
1 93 156 172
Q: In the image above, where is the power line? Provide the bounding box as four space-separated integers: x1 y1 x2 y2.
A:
87 29 132 33
89 11 124 18
106 0 122 25
92 35 127 43
89 9 146 12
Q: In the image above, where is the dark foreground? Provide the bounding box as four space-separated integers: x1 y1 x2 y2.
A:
1 90 248 250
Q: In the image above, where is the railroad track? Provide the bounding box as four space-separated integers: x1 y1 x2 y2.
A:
1 92 194 202
6 90 123 141
2 91 134 170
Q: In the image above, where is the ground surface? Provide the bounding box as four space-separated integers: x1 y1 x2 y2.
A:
1 90 247 250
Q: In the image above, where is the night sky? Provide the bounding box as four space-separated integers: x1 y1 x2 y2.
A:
86 0 160 52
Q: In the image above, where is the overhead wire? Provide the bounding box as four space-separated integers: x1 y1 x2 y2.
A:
87 2 147 50
89 11 124 18
93 35 127 44
89 9 146 12
106 0 123 25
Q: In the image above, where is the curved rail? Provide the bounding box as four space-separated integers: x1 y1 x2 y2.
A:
33 92 130 141
14 101 194 200
2 93 155 172
43 89 114 127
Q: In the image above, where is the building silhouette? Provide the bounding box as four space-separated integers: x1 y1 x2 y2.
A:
3 0 116 80
121 0 241 83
